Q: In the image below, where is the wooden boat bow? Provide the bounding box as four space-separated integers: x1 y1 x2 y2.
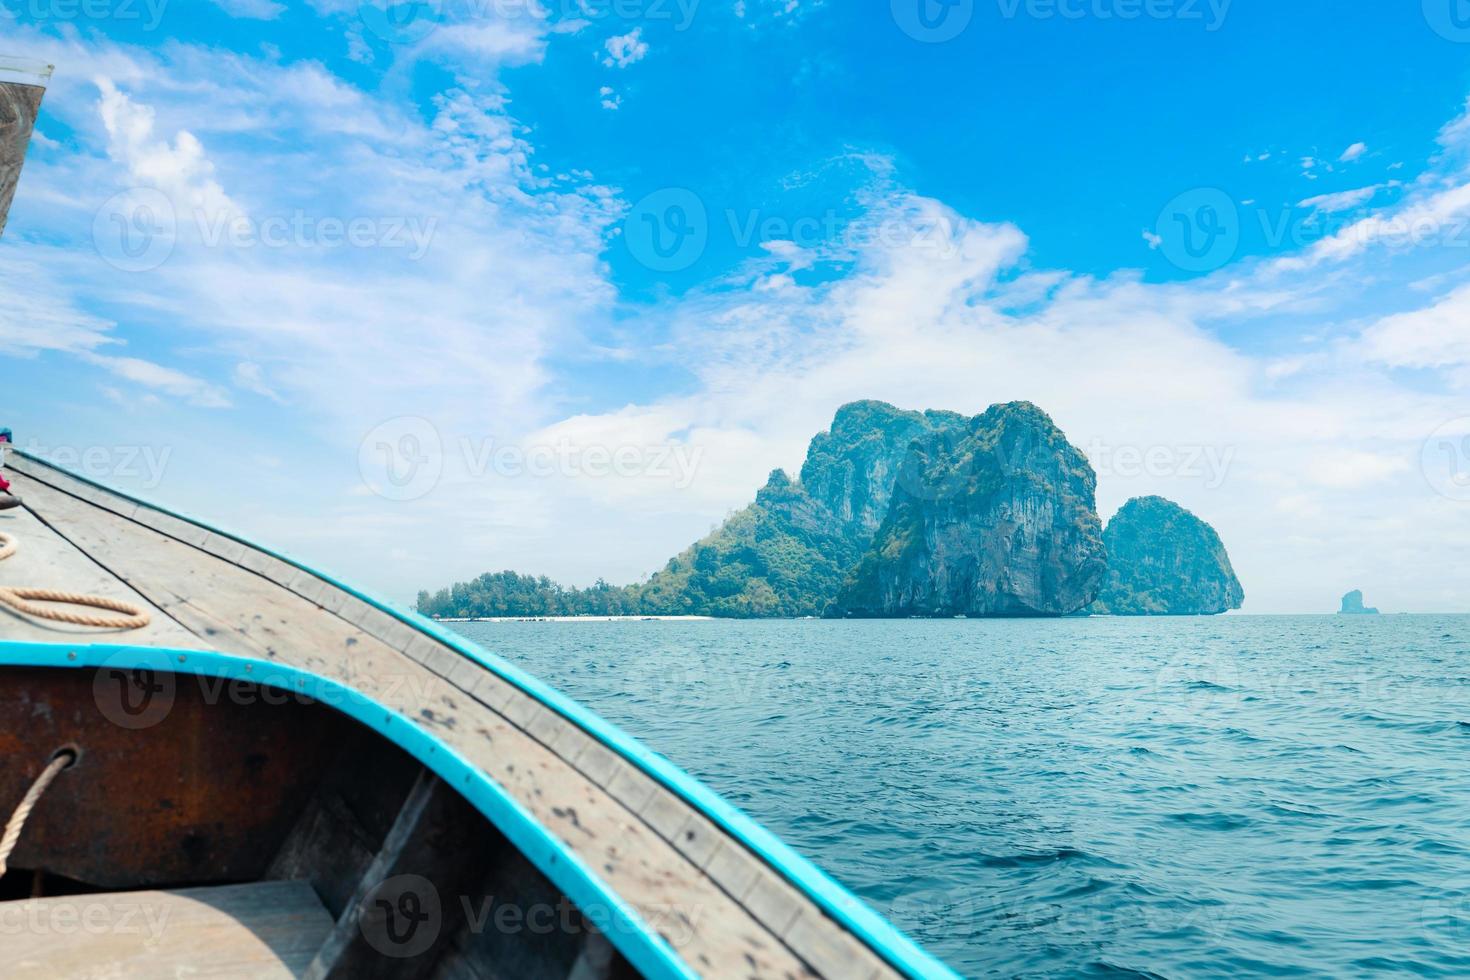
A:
0 447 958 980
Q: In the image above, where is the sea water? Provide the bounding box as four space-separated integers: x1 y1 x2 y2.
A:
450 616 1470 978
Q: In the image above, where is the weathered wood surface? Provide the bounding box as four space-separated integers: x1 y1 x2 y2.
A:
0 501 201 647
1 456 897 980
306 770 492 980
0 880 333 978
0 76 45 238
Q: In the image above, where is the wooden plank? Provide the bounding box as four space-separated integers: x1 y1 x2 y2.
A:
0 880 333 978
6 457 893 979
306 770 492 979
0 497 202 647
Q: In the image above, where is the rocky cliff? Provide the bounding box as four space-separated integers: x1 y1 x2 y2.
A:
1092 496 1243 615
636 469 863 618
830 402 1108 617
799 401 968 541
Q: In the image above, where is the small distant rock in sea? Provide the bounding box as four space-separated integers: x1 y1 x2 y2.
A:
1338 590 1380 615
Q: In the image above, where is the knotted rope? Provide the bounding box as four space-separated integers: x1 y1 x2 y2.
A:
0 522 152 630
0 750 76 878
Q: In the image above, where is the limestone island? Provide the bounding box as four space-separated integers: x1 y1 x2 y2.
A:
420 400 1246 619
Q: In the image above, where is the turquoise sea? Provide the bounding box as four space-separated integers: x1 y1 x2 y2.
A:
450 617 1470 978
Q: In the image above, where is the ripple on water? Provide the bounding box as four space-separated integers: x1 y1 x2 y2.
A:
452 615 1470 978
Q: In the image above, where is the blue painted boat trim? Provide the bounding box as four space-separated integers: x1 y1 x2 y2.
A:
13 449 960 980
0 640 696 980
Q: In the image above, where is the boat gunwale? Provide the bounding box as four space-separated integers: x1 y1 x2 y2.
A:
0 639 697 980
5 447 961 980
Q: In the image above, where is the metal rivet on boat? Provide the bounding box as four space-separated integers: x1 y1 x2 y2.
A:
66 651 76 661
178 655 186 663
244 665 253 673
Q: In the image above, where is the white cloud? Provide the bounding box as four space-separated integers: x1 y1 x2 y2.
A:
8 23 1470 616
602 29 648 68
1304 450 1408 489
1360 283 1470 369
96 78 241 222
0 28 625 593
735 0 817 23
1339 141 1367 162
1141 229 1163 249
599 85 621 110
79 352 232 408
526 167 1470 612
0 256 115 357
233 361 285 403
1297 183 1387 213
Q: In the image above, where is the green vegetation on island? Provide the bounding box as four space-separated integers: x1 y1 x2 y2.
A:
419 400 1244 619
1091 496 1244 616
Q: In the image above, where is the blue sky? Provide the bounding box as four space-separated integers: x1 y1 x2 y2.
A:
4 0 1470 612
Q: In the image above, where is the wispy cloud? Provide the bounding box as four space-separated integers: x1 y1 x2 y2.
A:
602 29 648 68
1297 183 1391 213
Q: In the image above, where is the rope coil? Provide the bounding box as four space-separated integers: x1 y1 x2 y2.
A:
0 520 152 630
0 750 75 878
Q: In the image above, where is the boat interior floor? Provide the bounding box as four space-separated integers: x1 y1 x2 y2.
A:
4 880 334 979
0 666 637 980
